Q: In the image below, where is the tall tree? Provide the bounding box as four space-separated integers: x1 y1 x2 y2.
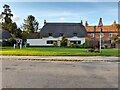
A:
2 4 13 23
117 24 120 35
23 15 39 33
16 28 22 38
1 4 17 34
21 31 28 42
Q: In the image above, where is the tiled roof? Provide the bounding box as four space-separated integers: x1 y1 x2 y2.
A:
40 23 87 37
86 25 118 33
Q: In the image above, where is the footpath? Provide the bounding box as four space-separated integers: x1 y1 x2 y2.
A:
1 56 119 62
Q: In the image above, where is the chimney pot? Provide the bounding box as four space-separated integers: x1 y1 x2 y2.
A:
44 20 46 25
81 20 83 25
112 20 116 26
85 21 88 27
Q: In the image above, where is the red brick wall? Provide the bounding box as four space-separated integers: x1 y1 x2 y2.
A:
86 33 118 41
86 32 118 48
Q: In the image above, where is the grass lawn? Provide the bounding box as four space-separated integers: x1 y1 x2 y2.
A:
0 47 119 56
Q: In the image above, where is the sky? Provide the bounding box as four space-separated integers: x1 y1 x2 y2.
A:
0 1 119 29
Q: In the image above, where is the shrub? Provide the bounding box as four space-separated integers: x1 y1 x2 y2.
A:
2 40 9 46
82 41 90 48
76 44 83 48
60 37 68 47
2 38 15 46
53 41 57 47
69 42 75 48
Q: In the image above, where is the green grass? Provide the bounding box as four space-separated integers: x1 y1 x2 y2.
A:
0 47 119 56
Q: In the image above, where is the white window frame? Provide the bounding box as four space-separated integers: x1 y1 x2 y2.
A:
90 33 94 38
109 33 112 37
101 33 104 37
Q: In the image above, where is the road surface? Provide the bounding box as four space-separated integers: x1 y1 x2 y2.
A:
1 59 118 88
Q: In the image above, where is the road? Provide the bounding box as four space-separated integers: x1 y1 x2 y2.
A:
1 59 118 88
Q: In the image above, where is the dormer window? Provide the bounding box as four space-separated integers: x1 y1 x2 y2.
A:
60 33 64 37
48 33 52 36
73 33 77 36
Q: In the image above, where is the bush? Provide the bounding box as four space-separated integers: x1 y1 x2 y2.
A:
82 41 90 48
2 40 9 46
61 37 68 47
69 42 75 48
53 41 57 47
2 39 15 46
76 44 83 48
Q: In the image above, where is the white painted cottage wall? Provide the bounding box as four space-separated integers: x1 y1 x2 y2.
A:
27 37 85 46
67 37 85 44
27 38 49 46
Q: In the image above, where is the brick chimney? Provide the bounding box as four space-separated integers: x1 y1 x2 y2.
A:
80 20 83 25
85 21 88 27
112 20 116 26
44 20 46 25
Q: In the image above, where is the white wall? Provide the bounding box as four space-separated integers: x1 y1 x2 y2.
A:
27 36 85 46
27 38 50 46
68 37 85 44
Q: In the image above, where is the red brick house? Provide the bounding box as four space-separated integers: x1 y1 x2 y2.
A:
85 21 118 48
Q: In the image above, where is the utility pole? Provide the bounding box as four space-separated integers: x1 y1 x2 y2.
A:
94 26 96 49
99 28 102 53
98 18 103 53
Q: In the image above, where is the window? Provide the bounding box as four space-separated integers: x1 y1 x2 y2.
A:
70 41 81 44
47 40 53 44
109 40 112 44
101 40 104 44
78 41 81 44
90 33 94 37
73 33 77 36
47 40 57 44
101 33 104 37
109 33 112 37
70 41 76 44
48 33 52 36
60 33 64 37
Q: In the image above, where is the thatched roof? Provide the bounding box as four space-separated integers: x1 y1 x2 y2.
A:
27 32 40 39
40 23 87 38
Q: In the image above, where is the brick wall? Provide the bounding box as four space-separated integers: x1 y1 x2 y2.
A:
86 32 118 48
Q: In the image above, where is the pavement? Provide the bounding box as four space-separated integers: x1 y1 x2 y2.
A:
1 56 119 62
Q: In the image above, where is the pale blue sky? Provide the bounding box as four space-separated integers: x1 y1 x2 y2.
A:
0 2 118 28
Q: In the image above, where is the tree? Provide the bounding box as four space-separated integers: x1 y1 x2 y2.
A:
2 4 13 23
21 31 28 42
23 15 39 33
112 35 120 44
1 4 19 35
117 24 120 35
1 4 13 30
1 4 23 39
34 21 39 32
61 37 68 47
16 28 22 38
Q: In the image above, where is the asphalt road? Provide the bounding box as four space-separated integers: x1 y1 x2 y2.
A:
2 60 118 88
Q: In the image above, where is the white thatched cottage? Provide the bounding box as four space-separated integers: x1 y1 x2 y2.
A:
27 20 87 46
